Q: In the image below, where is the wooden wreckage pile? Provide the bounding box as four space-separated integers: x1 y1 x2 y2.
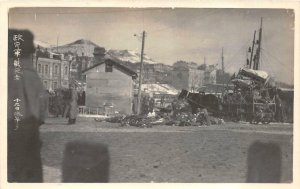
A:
224 67 277 124
98 104 224 128
97 67 278 128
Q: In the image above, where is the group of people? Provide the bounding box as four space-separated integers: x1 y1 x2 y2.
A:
47 86 84 125
131 94 170 115
141 95 155 115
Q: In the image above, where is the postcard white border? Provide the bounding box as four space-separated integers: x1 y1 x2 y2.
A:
0 0 299 189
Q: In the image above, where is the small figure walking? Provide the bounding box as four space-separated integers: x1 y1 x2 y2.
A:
68 84 78 124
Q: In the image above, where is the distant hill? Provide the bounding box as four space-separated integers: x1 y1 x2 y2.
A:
50 39 100 57
106 49 158 65
45 39 159 66
34 40 53 49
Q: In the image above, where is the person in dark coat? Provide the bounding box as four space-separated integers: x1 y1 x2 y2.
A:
160 95 165 107
52 90 63 117
68 85 78 124
8 29 46 182
149 97 155 113
63 88 71 118
132 94 138 115
142 95 150 115
77 90 86 106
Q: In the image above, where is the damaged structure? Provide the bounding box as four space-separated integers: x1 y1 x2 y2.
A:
223 18 293 123
95 18 293 127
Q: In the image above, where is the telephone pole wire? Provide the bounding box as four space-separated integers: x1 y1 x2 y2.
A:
137 31 146 115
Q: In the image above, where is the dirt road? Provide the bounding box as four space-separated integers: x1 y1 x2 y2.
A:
40 118 293 183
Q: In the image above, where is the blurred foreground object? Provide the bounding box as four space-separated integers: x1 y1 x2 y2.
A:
246 141 282 183
7 29 46 182
62 141 109 183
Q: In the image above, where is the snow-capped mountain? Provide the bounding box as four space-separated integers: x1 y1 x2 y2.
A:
50 39 100 57
34 40 54 49
106 49 158 64
36 38 159 65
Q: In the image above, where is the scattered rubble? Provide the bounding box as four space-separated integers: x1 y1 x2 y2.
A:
99 106 224 128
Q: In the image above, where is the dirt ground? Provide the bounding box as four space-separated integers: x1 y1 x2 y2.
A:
40 117 293 183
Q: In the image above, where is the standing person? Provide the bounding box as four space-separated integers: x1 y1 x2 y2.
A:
132 94 138 115
77 89 86 106
82 90 86 106
68 84 78 124
141 95 149 115
52 90 62 117
171 98 179 118
145 95 150 115
7 29 46 182
149 95 155 113
63 88 71 118
57 89 64 117
160 95 165 107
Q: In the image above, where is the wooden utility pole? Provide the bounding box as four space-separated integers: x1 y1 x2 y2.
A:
68 55 73 87
57 35 62 88
221 48 224 74
137 31 146 115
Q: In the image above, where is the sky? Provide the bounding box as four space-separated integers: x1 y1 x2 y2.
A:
8 8 295 84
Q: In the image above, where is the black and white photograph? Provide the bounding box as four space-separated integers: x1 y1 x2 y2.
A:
2 0 299 186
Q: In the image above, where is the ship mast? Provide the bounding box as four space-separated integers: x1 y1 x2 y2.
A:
253 17 263 70
221 48 225 88
249 31 256 69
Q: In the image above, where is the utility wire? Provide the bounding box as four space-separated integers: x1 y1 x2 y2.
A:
223 38 252 71
261 48 294 73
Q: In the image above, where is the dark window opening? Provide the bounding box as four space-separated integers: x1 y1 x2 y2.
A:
45 65 48 74
38 64 41 73
54 65 58 75
105 63 113 72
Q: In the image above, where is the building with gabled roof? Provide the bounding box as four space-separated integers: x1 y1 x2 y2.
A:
82 59 137 115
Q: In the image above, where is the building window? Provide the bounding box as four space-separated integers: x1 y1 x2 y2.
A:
64 66 68 75
53 81 57 89
54 65 58 75
105 62 113 72
45 64 49 75
38 64 41 73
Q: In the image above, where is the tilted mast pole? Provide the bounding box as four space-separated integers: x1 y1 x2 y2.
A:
255 17 263 70
249 30 256 69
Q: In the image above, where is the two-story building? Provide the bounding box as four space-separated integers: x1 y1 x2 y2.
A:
34 49 70 90
171 61 205 91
